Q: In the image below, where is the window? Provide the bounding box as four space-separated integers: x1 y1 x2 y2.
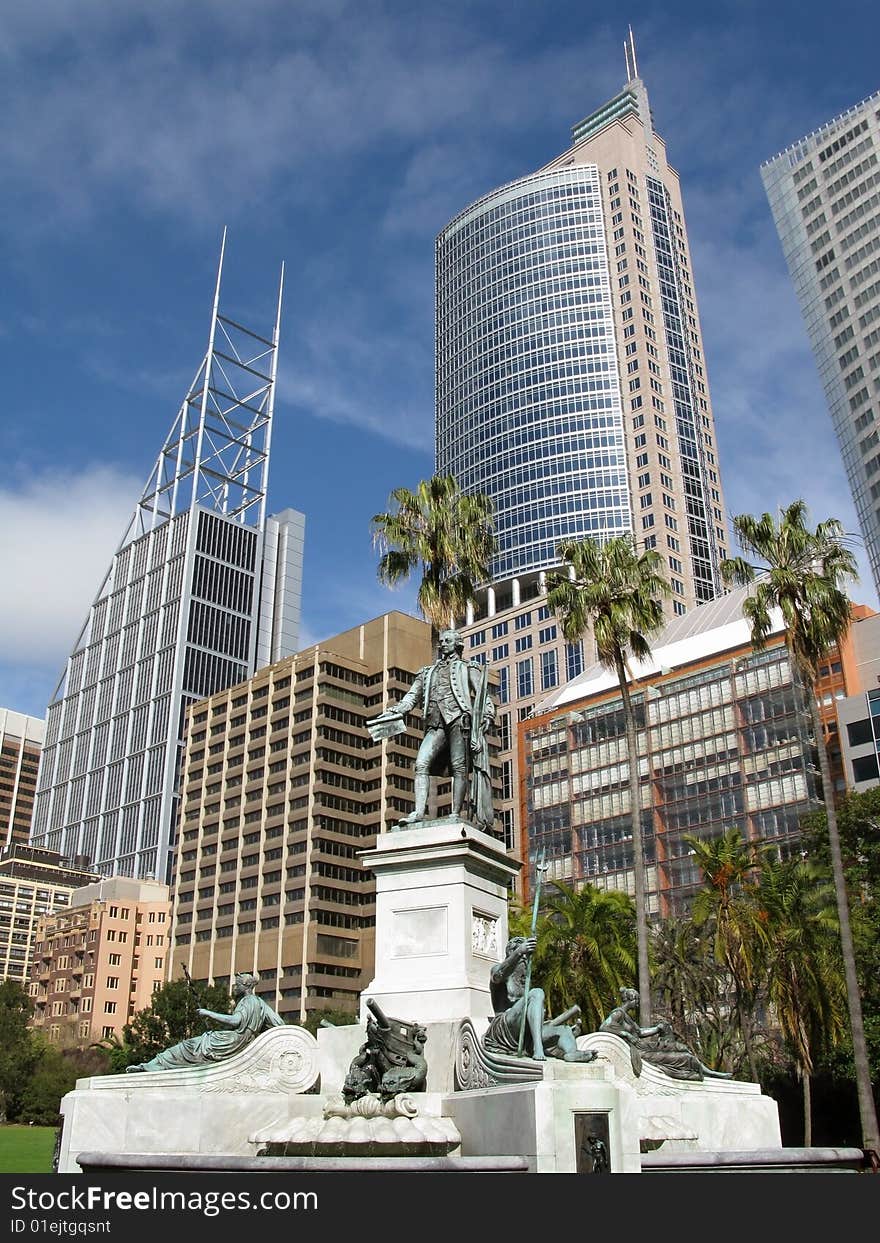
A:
491 621 508 639
517 659 533 698
540 650 558 691
515 635 533 653
496 667 509 705
469 631 486 648
538 626 557 644
106 976 119 989
565 641 584 682
108 953 121 966
491 644 508 661
104 1001 117 1014
514 612 532 630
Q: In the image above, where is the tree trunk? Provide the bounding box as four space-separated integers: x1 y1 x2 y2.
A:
806 682 879 1157
803 1067 812 1147
618 653 651 1026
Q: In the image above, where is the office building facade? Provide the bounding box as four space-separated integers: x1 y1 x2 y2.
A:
0 844 98 986
30 245 304 882
169 612 434 1023
438 63 730 878
1 708 44 850
521 586 876 915
762 90 880 595
29 875 170 1047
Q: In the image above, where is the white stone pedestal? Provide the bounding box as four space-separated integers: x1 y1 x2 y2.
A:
57 1025 321 1173
358 819 520 1025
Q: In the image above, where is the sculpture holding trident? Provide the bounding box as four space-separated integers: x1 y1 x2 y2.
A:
517 847 548 1055
483 848 596 1064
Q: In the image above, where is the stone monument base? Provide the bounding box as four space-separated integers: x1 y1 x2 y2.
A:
57 1025 321 1174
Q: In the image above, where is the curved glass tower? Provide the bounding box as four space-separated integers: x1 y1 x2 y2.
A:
436 64 731 873
436 165 631 586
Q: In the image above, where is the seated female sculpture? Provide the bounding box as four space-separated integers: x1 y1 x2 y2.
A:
599 988 731 1081
126 972 283 1073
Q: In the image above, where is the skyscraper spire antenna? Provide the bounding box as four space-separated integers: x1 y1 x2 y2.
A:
628 25 639 79
624 36 631 82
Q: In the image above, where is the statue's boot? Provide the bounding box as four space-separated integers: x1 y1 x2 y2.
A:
563 1050 598 1063
397 774 430 827
451 775 468 818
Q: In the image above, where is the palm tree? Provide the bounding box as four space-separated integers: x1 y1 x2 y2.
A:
651 917 727 1062
687 828 769 1080
757 855 846 1144
370 475 495 632
547 535 670 1026
721 499 879 1154
537 881 636 1033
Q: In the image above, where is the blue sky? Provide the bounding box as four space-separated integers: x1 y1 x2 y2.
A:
1 0 878 720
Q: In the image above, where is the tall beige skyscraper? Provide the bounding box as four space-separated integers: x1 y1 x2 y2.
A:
169 612 434 1023
436 49 730 875
762 89 880 596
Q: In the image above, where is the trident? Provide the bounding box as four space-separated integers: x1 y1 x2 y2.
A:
516 846 549 1056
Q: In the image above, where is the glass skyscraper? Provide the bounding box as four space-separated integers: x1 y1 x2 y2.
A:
30 243 305 883
437 73 728 617
437 68 731 880
762 89 880 596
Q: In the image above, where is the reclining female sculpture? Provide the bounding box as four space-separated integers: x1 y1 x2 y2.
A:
599 988 732 1082
125 971 283 1073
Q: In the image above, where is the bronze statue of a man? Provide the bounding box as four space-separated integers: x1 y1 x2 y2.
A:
369 628 495 831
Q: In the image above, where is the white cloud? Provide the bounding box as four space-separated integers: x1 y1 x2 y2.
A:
281 318 434 451
0 464 142 667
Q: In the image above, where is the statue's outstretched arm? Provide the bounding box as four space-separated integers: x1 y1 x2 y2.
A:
197 1007 241 1028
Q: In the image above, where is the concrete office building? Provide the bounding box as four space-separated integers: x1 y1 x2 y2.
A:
438 48 730 877
0 844 98 986
0 708 44 849
520 585 877 916
29 875 170 1047
762 90 880 596
169 612 436 1024
827 609 880 790
30 243 304 883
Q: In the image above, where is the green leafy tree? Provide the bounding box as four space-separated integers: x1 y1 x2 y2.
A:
686 828 769 1079
526 881 636 1033
17 1040 78 1127
0 979 40 1121
547 534 670 1025
371 474 496 632
801 788 880 1088
651 917 728 1062
721 499 878 1153
757 856 846 1144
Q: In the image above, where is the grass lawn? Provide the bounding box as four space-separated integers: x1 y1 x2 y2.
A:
0 1125 57 1173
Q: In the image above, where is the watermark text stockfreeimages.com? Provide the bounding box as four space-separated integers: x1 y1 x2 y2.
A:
10 1186 318 1219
